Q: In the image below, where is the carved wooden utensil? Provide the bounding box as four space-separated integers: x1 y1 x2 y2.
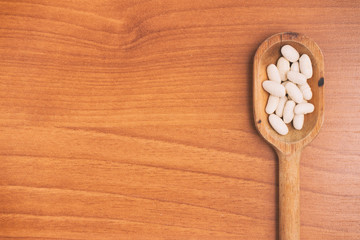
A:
253 32 324 240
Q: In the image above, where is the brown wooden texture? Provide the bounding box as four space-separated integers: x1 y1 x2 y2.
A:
0 1 359 239
278 151 301 240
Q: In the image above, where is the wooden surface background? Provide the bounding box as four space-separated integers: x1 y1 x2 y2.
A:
0 0 359 239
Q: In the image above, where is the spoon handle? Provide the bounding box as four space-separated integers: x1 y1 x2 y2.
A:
278 150 301 240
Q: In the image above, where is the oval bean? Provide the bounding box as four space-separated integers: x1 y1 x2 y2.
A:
262 80 286 97
285 82 304 103
299 54 313 79
283 100 295 124
299 83 312 100
281 45 299 62
290 61 299 72
269 114 289 135
267 64 281 83
276 57 290 81
266 95 280 114
294 103 314 114
275 96 287 117
293 114 304 130
287 71 307 85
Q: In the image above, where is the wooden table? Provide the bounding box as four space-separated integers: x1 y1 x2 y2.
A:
1 1 359 239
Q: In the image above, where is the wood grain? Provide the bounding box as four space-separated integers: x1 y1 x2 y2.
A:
278 151 301 240
0 0 359 239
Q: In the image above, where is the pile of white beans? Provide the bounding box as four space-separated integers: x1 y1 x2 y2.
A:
262 45 314 135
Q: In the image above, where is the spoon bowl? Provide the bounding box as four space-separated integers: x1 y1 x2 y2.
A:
254 32 324 153
253 32 324 240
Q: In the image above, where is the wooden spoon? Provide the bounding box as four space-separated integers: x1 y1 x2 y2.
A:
253 32 324 240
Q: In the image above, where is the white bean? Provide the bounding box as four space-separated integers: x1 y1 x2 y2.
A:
269 114 289 135
267 64 281 83
293 114 304 130
299 54 313 79
275 96 287 117
299 83 312 100
276 57 290 81
281 45 299 62
294 103 314 114
290 61 299 72
285 82 304 103
283 100 295 124
262 80 286 97
266 95 280 114
287 71 307 85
